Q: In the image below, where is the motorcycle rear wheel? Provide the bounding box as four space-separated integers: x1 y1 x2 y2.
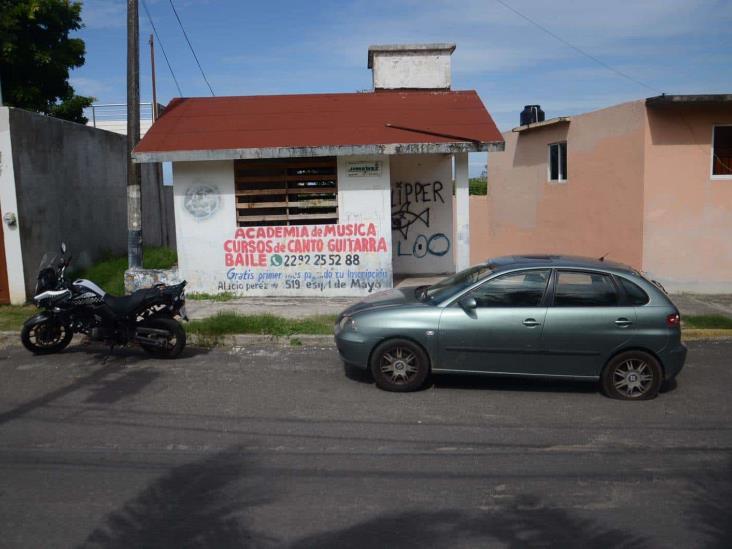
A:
139 317 186 359
21 320 73 354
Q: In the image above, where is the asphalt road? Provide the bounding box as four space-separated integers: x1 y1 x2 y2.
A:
0 338 730 548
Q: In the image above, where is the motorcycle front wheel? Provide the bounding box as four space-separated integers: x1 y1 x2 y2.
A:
138 317 186 359
21 320 73 354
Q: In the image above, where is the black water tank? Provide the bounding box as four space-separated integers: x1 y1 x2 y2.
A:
520 105 545 126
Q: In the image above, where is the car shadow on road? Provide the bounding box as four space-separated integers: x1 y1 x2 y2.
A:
342 362 599 395
430 373 599 395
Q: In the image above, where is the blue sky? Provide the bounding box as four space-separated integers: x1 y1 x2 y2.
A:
73 0 732 176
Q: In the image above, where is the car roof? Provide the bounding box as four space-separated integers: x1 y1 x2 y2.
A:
483 254 638 275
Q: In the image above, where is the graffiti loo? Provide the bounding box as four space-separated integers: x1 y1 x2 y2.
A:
132 43 503 297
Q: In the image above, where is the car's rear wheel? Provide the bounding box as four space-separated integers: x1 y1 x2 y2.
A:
601 350 663 400
370 338 429 392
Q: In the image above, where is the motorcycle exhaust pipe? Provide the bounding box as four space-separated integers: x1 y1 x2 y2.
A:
134 334 168 348
134 327 172 348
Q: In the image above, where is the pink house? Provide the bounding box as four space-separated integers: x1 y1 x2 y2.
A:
472 94 732 293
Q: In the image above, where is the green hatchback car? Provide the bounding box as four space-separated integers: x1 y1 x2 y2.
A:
335 255 687 400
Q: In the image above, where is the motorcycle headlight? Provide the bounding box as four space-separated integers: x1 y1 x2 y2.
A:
339 315 357 332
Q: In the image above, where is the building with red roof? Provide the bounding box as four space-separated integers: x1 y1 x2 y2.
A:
133 43 504 297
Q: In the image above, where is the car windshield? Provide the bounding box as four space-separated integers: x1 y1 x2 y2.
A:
421 264 495 303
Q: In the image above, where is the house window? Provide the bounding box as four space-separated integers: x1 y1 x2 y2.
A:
548 141 568 182
712 125 732 177
234 157 338 227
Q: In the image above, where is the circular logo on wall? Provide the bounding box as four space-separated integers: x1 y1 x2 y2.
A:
184 184 220 220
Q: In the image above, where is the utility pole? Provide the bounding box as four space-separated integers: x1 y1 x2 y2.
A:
127 0 143 268
149 32 166 246
149 34 158 120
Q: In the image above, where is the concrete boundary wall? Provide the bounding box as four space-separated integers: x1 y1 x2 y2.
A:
1 107 175 301
0 108 27 303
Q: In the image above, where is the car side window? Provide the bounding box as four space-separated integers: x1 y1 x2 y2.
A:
465 269 550 307
554 271 619 307
618 277 650 305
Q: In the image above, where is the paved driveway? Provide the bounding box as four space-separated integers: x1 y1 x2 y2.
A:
0 339 730 548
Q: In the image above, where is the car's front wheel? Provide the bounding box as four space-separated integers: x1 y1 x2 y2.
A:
601 351 663 400
370 338 430 392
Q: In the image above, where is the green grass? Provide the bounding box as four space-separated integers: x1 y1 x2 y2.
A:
684 314 732 329
469 177 487 195
187 312 336 337
187 292 238 302
72 246 177 296
0 305 36 331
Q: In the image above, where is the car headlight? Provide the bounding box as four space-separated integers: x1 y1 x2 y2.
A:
339 315 357 332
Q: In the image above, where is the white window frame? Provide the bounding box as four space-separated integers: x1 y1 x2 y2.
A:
548 141 568 183
711 124 732 180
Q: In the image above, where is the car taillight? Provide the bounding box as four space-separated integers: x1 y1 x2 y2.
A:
666 313 680 327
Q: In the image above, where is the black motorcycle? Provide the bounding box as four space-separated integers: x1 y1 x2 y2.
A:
21 243 188 358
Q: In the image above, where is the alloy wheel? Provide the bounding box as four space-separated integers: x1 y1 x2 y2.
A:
613 358 654 398
30 323 67 348
380 346 419 385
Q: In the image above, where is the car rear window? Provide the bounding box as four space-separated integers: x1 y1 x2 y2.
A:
618 277 650 305
554 271 619 307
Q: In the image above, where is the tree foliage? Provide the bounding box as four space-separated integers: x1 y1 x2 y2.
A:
0 0 93 123
469 177 488 195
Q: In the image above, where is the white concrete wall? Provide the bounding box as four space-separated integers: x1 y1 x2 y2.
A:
0 108 27 303
173 156 393 296
173 160 237 294
391 154 455 274
372 52 451 90
454 152 470 271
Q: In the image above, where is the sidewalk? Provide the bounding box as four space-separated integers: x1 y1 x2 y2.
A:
186 276 444 320
668 294 732 318
186 288 732 320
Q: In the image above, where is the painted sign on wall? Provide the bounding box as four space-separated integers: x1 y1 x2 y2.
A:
347 161 383 177
391 180 451 261
219 222 392 296
390 155 455 275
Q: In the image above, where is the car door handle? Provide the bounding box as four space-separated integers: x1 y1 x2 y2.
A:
614 318 633 327
523 318 541 327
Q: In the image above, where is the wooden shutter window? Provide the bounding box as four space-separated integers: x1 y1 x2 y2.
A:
235 157 338 226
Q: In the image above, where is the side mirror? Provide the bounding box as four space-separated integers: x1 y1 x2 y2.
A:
458 297 477 311
60 242 67 254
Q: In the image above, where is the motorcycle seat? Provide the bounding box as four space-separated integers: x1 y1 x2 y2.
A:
103 287 161 316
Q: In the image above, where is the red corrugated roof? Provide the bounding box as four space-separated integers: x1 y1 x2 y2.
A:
134 90 502 155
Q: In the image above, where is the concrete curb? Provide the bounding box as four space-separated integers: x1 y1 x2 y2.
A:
188 333 336 348
0 330 336 349
3 329 730 350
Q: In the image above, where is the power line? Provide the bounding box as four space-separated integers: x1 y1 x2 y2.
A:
141 0 182 96
493 2 732 182
493 0 661 94
168 0 215 96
